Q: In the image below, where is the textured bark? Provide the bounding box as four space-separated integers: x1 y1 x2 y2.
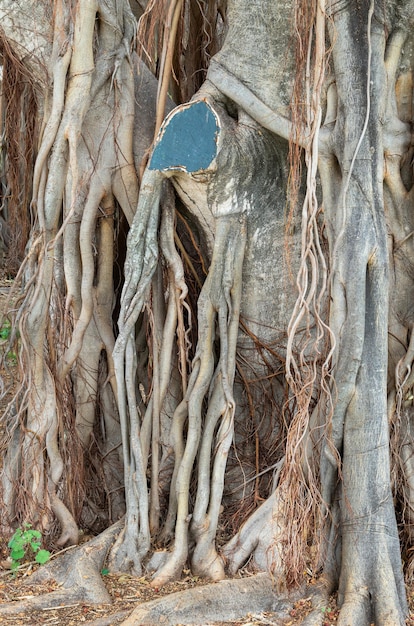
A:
316 3 410 623
0 0 52 83
1 1 414 625
0 522 122 617
121 574 289 626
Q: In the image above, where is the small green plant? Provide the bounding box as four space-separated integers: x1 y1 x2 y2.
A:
0 319 11 341
8 524 51 571
6 350 17 364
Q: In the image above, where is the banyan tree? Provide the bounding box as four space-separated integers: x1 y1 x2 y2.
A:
0 1 413 624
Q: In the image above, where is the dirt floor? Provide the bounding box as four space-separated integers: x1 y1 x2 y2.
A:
0 273 413 626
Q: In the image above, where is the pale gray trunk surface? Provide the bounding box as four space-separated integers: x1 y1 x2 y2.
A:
1 1 414 625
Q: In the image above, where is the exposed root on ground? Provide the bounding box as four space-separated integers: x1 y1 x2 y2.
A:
0 524 329 626
0 521 122 617
121 574 291 626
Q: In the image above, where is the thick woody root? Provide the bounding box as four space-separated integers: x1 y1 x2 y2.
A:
118 574 292 626
0 522 122 618
0 526 315 626
222 490 284 576
332 515 407 626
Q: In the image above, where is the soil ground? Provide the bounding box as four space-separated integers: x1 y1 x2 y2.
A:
0 273 413 626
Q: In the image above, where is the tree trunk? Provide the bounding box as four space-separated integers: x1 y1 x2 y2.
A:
1 1 414 625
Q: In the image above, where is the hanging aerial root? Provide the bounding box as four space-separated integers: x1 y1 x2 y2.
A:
281 0 334 588
152 212 246 586
110 92 216 568
111 94 224 574
1 0 139 546
190 213 246 579
33 0 72 201
110 169 164 574
146 187 192 533
159 187 192 397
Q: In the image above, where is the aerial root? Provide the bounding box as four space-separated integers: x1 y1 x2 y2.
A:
110 169 165 574
151 213 246 586
49 489 79 547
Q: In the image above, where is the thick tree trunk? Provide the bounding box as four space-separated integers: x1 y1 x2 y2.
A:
318 2 411 623
2 1 414 625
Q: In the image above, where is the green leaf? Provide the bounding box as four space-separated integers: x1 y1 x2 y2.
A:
8 530 23 547
8 525 49 568
6 351 17 363
7 534 20 548
35 550 50 564
0 321 11 340
101 568 109 576
10 548 25 561
10 539 25 552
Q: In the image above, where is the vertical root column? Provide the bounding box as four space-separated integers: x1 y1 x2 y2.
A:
191 215 246 579
110 170 163 574
152 213 246 586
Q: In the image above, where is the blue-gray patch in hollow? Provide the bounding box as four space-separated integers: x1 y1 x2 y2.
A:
149 100 219 173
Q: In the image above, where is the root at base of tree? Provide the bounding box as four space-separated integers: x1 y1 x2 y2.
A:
0 521 122 618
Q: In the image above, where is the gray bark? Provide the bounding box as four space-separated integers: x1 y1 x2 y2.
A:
1 1 414 625
0 0 52 83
